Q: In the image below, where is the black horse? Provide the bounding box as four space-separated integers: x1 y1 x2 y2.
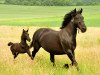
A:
8 29 33 60
30 8 87 70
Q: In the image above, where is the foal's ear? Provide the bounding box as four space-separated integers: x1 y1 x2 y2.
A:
26 28 29 32
23 29 25 32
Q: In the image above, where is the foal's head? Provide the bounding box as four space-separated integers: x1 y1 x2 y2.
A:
21 29 31 42
73 8 87 33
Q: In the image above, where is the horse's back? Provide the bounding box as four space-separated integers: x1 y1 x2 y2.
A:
10 43 26 53
10 43 20 51
32 28 65 54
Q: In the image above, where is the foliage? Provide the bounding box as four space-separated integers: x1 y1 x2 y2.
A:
4 0 100 6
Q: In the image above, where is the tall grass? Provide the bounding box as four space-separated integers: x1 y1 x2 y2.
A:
0 26 100 75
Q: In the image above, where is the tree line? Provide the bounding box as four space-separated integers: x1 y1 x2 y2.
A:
5 0 100 6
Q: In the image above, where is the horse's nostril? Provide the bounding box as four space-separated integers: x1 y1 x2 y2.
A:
82 27 86 30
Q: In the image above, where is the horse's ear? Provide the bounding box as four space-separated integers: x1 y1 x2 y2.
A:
74 8 76 13
71 8 76 17
80 8 83 14
78 8 83 14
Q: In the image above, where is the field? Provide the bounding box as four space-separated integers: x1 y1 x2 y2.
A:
0 26 100 75
0 5 100 27
0 4 100 75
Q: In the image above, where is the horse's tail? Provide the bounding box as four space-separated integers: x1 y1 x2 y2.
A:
29 32 37 49
8 42 13 46
29 28 44 49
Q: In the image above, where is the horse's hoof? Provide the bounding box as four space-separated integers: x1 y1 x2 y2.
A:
64 64 69 69
53 63 56 66
31 57 34 60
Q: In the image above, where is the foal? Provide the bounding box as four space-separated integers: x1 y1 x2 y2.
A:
8 29 33 60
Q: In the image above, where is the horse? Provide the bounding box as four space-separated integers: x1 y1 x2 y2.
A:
30 8 87 70
8 29 33 60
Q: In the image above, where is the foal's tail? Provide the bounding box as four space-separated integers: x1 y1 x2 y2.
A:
8 42 13 46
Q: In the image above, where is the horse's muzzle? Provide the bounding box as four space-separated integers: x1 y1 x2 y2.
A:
81 26 87 33
28 38 31 42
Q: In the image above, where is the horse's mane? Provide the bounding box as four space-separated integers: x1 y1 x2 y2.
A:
60 9 76 29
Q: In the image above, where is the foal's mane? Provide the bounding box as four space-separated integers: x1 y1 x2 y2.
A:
60 9 76 29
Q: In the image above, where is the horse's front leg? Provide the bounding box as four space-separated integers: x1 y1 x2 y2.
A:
66 49 79 71
50 53 55 66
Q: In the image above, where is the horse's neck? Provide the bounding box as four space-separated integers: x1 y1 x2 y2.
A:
20 38 27 46
63 21 77 38
60 21 77 50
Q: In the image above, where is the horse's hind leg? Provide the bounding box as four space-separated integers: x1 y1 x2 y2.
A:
32 48 40 59
11 51 17 59
13 52 18 59
32 43 41 59
66 50 79 71
27 50 33 60
50 53 55 66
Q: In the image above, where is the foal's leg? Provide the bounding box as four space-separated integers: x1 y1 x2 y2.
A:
11 51 17 59
50 53 55 66
66 49 79 71
13 52 18 59
27 50 33 60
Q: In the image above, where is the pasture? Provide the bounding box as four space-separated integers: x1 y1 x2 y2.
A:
0 5 100 27
0 26 100 75
0 4 100 75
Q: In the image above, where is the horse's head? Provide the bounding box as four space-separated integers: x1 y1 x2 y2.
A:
22 29 31 42
73 8 87 33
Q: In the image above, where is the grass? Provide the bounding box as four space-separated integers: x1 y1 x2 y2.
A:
0 26 100 75
0 4 100 27
0 4 100 75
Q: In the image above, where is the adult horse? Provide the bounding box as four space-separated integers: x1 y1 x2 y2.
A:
30 8 87 70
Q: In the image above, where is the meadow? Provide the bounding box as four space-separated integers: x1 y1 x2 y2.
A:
0 26 100 75
0 4 100 27
0 4 100 75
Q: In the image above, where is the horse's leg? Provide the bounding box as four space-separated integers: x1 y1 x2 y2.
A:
50 53 55 66
27 50 33 60
71 50 75 65
32 48 40 59
13 53 17 59
11 51 17 59
66 49 79 71
32 43 41 59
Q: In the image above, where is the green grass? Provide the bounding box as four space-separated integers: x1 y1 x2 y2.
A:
0 4 100 27
0 4 100 75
